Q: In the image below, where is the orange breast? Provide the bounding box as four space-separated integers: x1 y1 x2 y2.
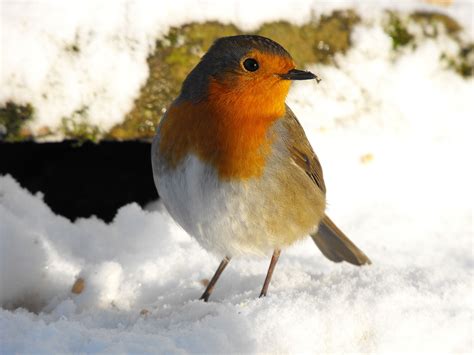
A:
159 77 291 180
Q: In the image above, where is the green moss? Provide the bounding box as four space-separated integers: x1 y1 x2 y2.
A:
385 12 414 50
384 11 470 76
256 21 315 65
60 107 102 144
459 44 474 77
311 10 360 64
0 102 34 141
411 11 462 36
385 11 462 51
256 10 359 66
442 43 474 77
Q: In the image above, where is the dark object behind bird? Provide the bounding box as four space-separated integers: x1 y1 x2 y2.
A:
0 140 157 222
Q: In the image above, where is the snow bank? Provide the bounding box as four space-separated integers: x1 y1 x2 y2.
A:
0 161 472 353
1 0 472 135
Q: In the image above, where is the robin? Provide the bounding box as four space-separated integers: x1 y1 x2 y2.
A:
151 35 370 302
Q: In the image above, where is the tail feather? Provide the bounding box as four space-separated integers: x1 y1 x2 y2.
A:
311 215 371 266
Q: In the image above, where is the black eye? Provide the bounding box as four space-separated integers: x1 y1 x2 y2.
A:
243 58 259 72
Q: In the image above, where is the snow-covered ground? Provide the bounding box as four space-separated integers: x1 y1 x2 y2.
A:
1 0 473 353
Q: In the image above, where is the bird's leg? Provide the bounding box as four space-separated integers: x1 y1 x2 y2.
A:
200 256 231 302
259 249 281 298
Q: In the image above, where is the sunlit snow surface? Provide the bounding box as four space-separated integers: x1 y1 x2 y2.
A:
1 1 473 354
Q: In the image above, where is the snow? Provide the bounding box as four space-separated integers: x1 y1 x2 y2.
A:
1 165 472 353
1 0 473 135
1 0 474 353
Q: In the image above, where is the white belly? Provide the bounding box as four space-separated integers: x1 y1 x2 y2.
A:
151 130 325 258
153 153 271 257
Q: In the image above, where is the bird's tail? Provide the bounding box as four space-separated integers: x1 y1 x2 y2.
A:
311 215 371 266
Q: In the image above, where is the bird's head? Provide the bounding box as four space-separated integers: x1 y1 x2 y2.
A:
180 35 319 118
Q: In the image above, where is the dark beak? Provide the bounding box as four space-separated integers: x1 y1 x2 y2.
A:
280 69 321 82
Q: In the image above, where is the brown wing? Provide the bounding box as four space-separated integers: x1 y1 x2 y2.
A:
283 105 326 194
283 105 371 266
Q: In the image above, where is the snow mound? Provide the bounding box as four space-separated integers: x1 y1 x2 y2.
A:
0 169 472 353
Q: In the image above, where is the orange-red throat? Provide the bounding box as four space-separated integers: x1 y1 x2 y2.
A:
159 51 296 180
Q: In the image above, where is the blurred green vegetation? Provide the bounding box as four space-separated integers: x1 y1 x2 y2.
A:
61 107 102 144
1 9 471 142
384 11 472 77
0 102 34 141
257 10 360 65
411 11 462 35
385 12 415 50
442 43 474 77
385 10 463 50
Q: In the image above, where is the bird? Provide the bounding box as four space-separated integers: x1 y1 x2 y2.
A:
151 35 371 302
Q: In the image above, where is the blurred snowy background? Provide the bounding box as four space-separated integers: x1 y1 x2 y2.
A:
0 0 473 353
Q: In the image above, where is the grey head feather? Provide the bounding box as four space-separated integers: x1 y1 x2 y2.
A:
180 35 292 102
